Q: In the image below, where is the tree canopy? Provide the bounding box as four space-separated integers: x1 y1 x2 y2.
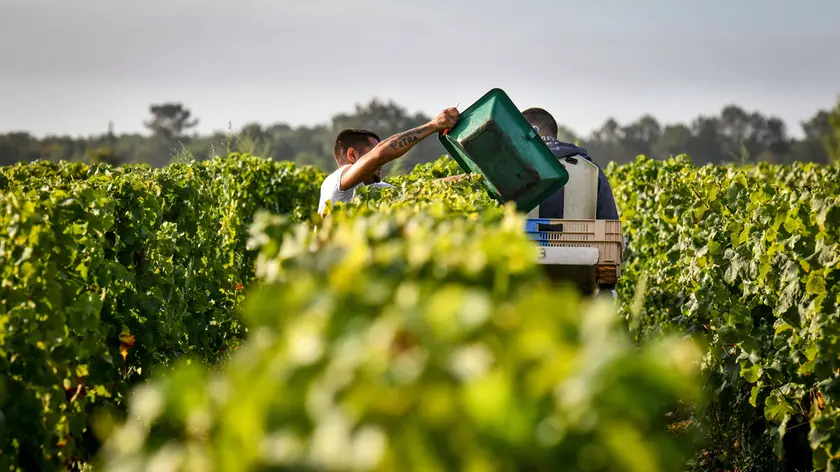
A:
2 96 839 171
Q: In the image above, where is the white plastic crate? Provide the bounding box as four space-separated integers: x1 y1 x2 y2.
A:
525 218 623 284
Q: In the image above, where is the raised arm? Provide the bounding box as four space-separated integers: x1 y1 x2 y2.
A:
340 107 459 190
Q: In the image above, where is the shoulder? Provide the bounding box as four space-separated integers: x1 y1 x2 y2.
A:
320 165 359 199
321 165 350 188
556 142 601 168
318 165 355 215
545 139 592 161
322 165 348 182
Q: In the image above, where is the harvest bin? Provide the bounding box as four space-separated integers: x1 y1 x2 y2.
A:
438 88 569 213
525 218 624 285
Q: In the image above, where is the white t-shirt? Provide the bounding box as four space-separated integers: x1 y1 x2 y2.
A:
317 165 393 215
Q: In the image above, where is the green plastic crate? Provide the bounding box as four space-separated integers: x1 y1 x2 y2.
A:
438 88 569 213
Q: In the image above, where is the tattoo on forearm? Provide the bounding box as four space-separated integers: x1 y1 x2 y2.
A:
389 134 419 150
387 125 432 150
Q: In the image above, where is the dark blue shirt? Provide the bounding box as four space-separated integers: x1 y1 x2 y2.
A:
538 136 620 220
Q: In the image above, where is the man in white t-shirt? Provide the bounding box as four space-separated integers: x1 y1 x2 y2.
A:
318 107 460 216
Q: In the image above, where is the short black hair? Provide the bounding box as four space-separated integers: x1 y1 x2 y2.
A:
522 108 558 138
333 128 380 165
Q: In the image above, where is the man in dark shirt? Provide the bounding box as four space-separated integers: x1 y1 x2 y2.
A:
522 107 619 220
522 107 621 299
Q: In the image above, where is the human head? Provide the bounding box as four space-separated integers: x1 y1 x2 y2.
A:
522 107 558 138
333 128 380 167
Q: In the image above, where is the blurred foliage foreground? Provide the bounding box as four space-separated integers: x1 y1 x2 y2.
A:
93 207 704 472
82 157 701 472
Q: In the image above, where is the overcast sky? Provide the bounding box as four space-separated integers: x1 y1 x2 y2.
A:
1 0 837 138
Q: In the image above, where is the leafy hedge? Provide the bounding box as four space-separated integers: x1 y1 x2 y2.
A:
609 155 840 471
0 154 324 471
322 156 500 218
4 152 840 471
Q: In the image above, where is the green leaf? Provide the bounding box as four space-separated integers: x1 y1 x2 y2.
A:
741 364 763 383
805 271 826 296
749 381 764 407
765 391 795 423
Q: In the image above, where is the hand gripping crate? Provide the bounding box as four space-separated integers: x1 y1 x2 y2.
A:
524 218 623 285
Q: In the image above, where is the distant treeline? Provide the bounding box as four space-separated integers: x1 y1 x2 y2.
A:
2 96 839 173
